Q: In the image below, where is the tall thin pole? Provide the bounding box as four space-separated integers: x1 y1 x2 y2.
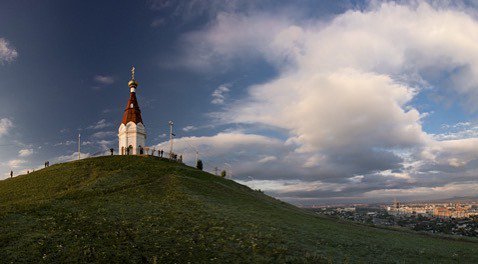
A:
169 121 174 159
78 134 81 160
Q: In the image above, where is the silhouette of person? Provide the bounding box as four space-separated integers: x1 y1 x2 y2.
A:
110 148 114 156
10 170 13 178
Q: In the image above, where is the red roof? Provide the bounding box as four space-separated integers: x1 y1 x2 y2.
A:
121 92 143 125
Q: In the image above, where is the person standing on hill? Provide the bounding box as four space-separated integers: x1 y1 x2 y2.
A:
10 170 13 178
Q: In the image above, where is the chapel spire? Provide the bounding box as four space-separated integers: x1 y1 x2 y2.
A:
119 66 147 155
121 66 143 125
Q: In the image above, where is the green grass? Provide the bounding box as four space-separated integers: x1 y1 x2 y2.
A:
0 156 477 263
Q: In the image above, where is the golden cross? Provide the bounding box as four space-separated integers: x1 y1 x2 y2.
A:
131 66 135 80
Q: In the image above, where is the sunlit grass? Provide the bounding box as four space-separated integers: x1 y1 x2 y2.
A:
0 156 477 263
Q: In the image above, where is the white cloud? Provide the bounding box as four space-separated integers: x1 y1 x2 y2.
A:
258 156 277 163
56 152 91 163
177 12 291 71
224 69 425 153
237 179 345 194
18 149 33 157
0 118 13 137
182 125 197 132
0 38 18 63
88 119 111 130
364 182 478 200
420 137 478 167
170 1 478 202
154 132 286 172
432 121 478 140
211 84 230 105
155 132 282 157
8 159 25 168
92 131 115 139
54 140 76 146
96 140 114 150
94 75 115 85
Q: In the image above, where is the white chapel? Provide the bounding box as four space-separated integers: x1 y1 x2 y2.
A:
118 67 147 155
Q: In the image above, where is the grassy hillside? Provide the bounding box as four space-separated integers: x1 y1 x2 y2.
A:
0 156 477 263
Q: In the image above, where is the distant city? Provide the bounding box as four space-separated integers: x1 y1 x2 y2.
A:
305 198 478 238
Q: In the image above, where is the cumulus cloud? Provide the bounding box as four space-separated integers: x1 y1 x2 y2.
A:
0 38 18 63
211 84 230 105
155 132 283 157
168 1 478 203
0 118 13 137
94 75 115 85
18 149 33 157
154 132 287 172
182 2 478 109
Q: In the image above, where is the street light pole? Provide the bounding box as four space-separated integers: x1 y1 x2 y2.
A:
78 134 81 160
169 121 174 159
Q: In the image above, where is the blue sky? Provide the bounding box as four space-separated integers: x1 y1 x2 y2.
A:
1 0 478 205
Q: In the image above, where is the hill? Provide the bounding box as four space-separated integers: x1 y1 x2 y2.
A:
0 156 477 263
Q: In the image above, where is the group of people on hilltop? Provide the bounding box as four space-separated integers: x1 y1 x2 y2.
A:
5 148 186 179
113 147 182 163
8 161 50 179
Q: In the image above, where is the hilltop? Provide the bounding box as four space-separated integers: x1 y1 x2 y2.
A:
0 156 477 263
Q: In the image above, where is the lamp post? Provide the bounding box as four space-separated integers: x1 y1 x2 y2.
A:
169 121 174 159
78 134 81 160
